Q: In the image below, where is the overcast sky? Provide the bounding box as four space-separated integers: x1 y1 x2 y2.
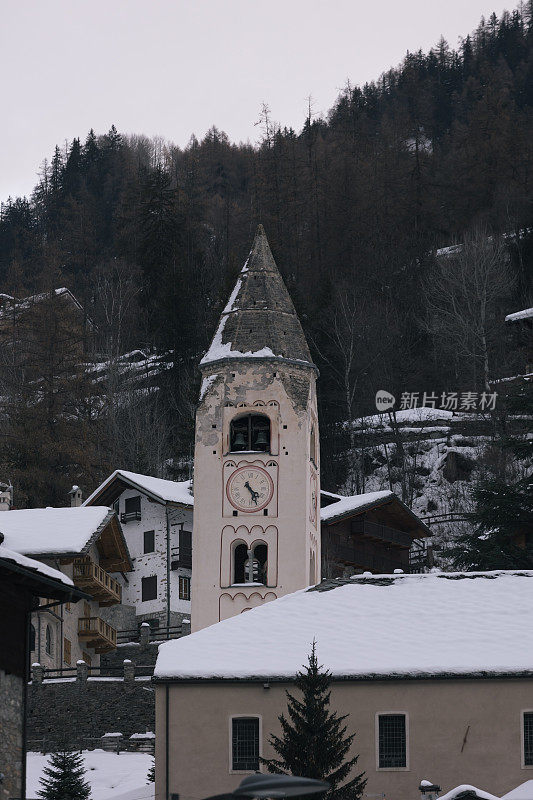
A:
2 0 510 203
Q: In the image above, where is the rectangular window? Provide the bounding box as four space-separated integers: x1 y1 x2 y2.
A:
378 714 406 769
82 651 92 667
232 718 259 771
144 530 155 553
125 496 141 514
179 529 192 568
64 638 71 665
524 712 533 766
122 495 141 523
83 601 91 618
142 575 157 602
179 576 191 601
65 601 71 612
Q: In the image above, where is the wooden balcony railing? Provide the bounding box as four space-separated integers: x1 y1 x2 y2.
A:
78 616 117 654
350 518 414 548
73 558 122 606
121 510 141 523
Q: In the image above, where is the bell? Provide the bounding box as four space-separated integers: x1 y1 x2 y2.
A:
254 429 268 447
233 431 246 449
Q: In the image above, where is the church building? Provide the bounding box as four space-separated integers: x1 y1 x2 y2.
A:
191 225 320 631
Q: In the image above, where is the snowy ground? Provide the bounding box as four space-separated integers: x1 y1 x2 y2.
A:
26 750 154 800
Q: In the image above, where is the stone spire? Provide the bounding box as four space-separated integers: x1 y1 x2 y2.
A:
200 225 315 369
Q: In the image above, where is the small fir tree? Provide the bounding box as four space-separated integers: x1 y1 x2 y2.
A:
38 750 91 800
147 761 155 784
261 643 366 800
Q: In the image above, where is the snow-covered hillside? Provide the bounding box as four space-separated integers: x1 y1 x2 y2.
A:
331 407 530 566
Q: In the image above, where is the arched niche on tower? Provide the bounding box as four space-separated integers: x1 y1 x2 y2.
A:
220 524 278 588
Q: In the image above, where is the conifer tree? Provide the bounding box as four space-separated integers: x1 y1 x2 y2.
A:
261 643 366 800
37 750 91 800
447 383 533 570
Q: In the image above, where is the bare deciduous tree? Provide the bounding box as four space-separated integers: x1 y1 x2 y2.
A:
423 228 513 392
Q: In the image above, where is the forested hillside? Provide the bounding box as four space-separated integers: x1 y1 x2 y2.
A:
0 5 532 506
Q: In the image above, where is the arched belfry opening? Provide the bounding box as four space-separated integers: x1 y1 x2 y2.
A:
230 414 270 453
233 541 268 584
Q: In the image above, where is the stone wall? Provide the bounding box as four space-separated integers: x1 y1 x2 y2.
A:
27 662 154 753
0 670 23 800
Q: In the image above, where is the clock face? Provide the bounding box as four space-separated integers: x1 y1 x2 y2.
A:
227 466 274 513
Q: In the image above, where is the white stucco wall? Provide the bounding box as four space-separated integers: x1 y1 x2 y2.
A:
112 489 192 623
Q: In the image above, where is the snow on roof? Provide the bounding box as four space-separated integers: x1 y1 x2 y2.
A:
354 407 455 429
0 506 113 557
154 571 533 681
84 470 193 507
0 544 74 587
439 786 500 800
320 490 395 523
502 780 533 800
505 307 533 323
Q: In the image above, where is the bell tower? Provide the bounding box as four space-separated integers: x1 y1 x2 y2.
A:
191 225 320 632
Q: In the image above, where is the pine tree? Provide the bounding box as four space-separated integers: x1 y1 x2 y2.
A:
261 643 366 800
146 761 155 784
38 750 91 800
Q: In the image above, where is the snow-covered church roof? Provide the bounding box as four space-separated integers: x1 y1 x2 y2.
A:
200 225 315 370
154 571 533 681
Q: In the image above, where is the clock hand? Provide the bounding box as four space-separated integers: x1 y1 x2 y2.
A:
244 481 260 505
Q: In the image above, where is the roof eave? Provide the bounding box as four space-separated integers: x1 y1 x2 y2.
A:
85 470 193 509
0 557 89 602
152 669 533 685
321 495 432 538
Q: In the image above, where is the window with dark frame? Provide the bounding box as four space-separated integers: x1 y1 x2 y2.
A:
524 712 533 765
179 575 191 601
232 717 259 771
125 495 141 513
178 529 192 568
64 637 71 665
378 714 406 768
122 495 141 523
45 624 53 656
30 623 36 652
144 530 155 553
142 575 157 602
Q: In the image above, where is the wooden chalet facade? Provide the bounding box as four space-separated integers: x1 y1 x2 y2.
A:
0 541 86 800
0 507 132 669
320 490 432 577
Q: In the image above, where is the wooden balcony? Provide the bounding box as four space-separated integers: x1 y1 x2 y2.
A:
350 518 414 548
73 558 122 606
78 616 117 653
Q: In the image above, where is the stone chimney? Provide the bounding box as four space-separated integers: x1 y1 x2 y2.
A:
0 482 13 511
69 485 83 507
